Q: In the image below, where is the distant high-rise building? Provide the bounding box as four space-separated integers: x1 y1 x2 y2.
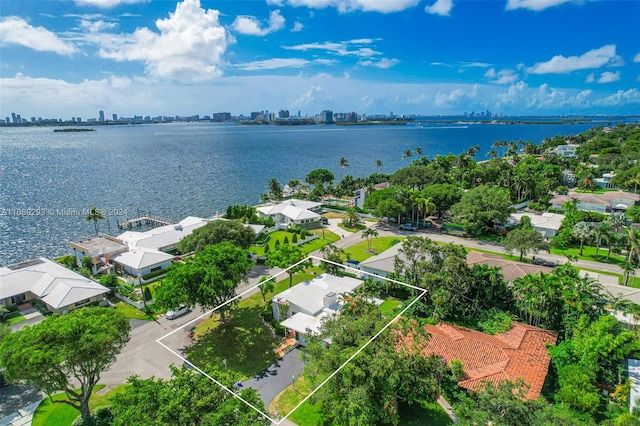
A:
11 113 17 123
278 109 290 119
319 110 334 123
112 113 118 121
5 117 9 124
99 110 105 122
16 114 22 123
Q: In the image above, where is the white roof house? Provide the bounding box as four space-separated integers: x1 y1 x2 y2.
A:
272 274 362 345
111 249 175 278
508 212 565 238
580 270 640 306
0 258 109 314
257 199 322 227
118 216 210 252
359 243 405 279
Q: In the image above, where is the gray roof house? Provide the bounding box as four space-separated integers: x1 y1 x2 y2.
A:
68 234 129 274
118 216 210 252
111 249 175 278
0 258 110 314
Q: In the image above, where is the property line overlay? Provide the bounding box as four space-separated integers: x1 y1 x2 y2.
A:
156 255 429 424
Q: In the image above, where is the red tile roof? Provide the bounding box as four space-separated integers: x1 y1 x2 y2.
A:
419 322 558 400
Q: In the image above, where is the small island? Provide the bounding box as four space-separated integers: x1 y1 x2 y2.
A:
53 128 96 132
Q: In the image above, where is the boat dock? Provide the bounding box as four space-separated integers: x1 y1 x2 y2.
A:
117 210 174 229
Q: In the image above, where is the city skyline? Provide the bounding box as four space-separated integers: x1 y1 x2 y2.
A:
1 0 639 118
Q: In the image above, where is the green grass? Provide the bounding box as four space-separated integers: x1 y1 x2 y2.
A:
251 229 340 256
550 245 626 266
398 400 453 426
337 223 366 232
344 237 404 262
6 311 27 325
32 384 128 426
270 377 327 426
188 303 280 379
379 298 402 317
112 300 155 321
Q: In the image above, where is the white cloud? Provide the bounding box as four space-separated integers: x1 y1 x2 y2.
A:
0 16 76 55
292 21 304 32
231 10 285 36
79 19 117 32
505 0 581 11
99 0 228 81
284 40 380 57
358 57 399 69
425 0 453 16
528 45 622 74
594 89 640 106
74 0 148 8
484 68 518 84
236 58 336 70
284 0 421 13
633 53 640 63
597 71 620 83
585 73 595 83
266 0 285 5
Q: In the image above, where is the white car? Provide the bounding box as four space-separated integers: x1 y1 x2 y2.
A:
165 304 188 320
399 222 418 231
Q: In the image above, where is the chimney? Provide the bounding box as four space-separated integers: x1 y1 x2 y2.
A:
323 292 337 310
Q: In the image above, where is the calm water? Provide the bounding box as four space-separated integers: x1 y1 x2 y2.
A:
0 121 617 265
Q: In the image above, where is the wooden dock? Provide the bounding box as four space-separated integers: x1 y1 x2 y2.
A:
117 211 174 230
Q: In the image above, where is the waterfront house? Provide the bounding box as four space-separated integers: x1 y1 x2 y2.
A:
273 274 362 345
549 191 638 214
410 322 557 400
594 172 617 190
117 216 210 253
111 248 175 279
257 199 323 229
0 257 109 314
551 143 579 158
68 234 129 275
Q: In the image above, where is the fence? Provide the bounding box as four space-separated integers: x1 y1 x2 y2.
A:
114 292 154 310
293 234 318 246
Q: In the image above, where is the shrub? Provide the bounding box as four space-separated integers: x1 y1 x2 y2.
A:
292 233 298 243
478 309 513 335
0 306 10 323
118 283 135 298
99 274 119 290
72 406 114 426
274 239 281 249
143 287 153 301
264 243 270 254
30 299 49 315
81 256 93 270
58 254 77 270
283 236 289 245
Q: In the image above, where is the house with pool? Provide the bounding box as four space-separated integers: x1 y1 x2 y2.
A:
257 199 323 229
272 274 362 345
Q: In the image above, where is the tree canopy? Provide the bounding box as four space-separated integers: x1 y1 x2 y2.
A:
0 307 130 422
177 219 255 252
503 226 549 261
266 244 306 287
109 366 270 426
305 168 334 187
451 185 513 236
155 242 253 319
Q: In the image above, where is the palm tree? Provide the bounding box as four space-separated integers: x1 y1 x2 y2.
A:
268 178 283 201
592 222 612 258
361 228 379 253
85 207 105 236
416 196 436 225
342 207 360 228
415 147 423 156
374 159 383 171
572 221 593 256
623 262 636 286
402 149 413 162
338 156 349 181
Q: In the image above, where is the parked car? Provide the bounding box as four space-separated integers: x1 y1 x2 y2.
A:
166 304 188 320
399 222 418 231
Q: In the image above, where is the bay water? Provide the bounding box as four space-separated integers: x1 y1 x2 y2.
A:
0 121 613 265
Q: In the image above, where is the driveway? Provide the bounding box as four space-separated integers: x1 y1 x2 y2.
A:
0 385 42 426
243 348 305 407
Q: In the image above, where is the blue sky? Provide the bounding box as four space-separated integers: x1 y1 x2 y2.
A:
1 0 639 119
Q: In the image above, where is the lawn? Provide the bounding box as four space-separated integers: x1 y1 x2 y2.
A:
338 223 366 232
250 229 340 256
398 400 453 426
550 245 626 266
269 377 327 426
188 303 280 379
379 298 402 317
6 311 27 325
111 300 155 321
344 236 404 262
32 384 127 426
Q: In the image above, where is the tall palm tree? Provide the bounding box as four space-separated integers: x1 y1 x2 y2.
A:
623 262 636 286
85 207 105 236
338 156 349 181
342 207 360 228
415 147 423 156
268 178 283 201
592 222 612 258
361 228 379 252
374 159 383 171
402 149 413 162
